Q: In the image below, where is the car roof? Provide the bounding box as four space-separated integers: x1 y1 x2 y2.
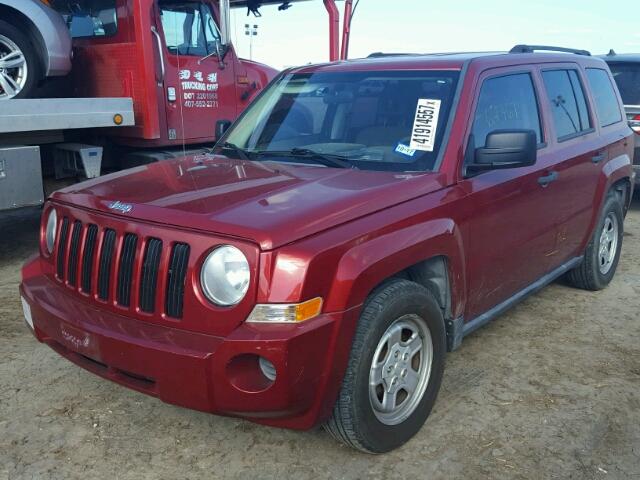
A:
289 51 607 74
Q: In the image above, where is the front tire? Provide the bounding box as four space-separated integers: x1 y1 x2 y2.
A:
324 279 446 453
566 193 624 290
0 20 41 100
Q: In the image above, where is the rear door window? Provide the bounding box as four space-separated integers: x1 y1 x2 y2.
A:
541 69 592 140
607 62 640 105
470 73 542 150
586 68 623 127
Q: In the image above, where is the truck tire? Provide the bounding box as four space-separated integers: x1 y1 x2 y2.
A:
0 19 41 100
566 192 624 290
324 279 446 453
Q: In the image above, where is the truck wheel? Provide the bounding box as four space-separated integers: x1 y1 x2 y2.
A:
0 20 41 100
325 279 446 453
566 193 624 290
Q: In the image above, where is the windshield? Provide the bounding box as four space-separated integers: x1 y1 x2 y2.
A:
221 70 460 172
608 62 640 105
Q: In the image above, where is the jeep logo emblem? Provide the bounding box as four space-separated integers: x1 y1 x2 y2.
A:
108 200 133 213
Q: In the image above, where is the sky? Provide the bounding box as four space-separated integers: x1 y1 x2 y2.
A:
229 0 640 70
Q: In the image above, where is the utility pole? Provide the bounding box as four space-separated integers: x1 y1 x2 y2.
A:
244 23 258 61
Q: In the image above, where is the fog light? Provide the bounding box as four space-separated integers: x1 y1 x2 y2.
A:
259 357 276 382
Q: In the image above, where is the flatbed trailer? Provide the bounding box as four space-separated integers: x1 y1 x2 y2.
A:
0 97 134 211
0 0 357 212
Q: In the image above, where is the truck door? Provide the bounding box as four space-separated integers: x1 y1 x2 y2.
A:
155 1 236 144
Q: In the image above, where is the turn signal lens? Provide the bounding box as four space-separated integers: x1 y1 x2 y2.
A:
113 114 124 125
246 297 323 323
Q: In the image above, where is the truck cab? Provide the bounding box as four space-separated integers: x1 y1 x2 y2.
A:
53 0 278 148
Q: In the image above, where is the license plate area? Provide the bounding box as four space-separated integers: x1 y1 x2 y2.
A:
58 321 99 358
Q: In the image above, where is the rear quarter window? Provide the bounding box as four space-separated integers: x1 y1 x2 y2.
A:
586 68 623 127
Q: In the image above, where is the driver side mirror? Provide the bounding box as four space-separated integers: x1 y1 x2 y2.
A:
465 129 537 175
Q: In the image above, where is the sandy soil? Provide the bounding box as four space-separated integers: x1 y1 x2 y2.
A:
1 198 639 480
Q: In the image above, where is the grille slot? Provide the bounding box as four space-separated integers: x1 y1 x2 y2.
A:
116 233 138 307
56 217 70 280
139 238 163 313
81 225 98 293
97 229 116 300
166 243 190 318
67 221 83 287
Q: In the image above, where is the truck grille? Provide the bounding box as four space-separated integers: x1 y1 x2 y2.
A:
54 216 190 319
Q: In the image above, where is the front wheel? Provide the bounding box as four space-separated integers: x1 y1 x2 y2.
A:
566 193 624 290
324 279 446 453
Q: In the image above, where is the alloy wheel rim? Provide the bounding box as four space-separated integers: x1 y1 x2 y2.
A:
598 212 619 275
0 34 28 100
368 314 433 426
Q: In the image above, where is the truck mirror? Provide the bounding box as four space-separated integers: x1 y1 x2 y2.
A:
219 0 231 46
216 120 232 140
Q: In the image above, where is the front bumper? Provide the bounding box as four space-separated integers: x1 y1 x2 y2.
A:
21 256 360 430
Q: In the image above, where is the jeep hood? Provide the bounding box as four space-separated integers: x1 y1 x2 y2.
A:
53 155 446 250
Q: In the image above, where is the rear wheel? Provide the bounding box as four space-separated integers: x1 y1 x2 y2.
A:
0 20 41 100
566 193 624 290
324 279 446 453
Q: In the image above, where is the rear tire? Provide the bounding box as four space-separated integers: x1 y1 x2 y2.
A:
324 279 446 453
566 193 624 290
0 19 41 100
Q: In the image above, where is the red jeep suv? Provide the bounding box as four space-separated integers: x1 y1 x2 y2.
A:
21 45 634 453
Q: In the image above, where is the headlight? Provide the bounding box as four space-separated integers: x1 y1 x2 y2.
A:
45 208 57 254
200 245 250 306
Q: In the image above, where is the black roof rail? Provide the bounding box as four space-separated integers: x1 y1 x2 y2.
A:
367 52 415 58
509 45 591 56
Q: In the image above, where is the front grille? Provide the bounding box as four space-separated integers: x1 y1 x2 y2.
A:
166 243 190 318
97 229 116 300
54 217 190 319
116 233 138 307
81 225 98 293
67 221 83 287
139 238 162 313
56 217 70 279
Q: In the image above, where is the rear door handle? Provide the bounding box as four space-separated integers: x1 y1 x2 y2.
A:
538 171 558 187
592 152 606 164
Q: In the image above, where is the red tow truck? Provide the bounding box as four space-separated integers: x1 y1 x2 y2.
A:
0 0 355 210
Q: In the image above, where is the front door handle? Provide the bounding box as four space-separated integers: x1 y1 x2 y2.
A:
538 171 559 187
592 152 607 164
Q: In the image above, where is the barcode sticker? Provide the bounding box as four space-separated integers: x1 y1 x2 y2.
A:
409 99 441 152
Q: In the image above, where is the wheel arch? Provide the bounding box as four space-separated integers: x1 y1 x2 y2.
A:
610 176 632 216
324 217 466 325
0 5 48 78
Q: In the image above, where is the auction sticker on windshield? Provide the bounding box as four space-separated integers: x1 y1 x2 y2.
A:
410 99 441 152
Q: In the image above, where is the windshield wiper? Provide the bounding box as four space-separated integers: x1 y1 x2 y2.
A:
216 142 252 161
255 148 355 169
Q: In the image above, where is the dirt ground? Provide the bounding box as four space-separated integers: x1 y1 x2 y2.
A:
1 199 639 480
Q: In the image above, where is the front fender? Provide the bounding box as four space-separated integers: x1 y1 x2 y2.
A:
324 217 466 315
